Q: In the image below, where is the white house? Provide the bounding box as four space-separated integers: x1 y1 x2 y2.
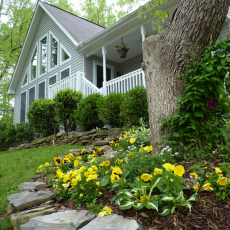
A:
7 0 230 124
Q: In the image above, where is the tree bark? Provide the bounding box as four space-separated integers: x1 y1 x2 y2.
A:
142 0 230 153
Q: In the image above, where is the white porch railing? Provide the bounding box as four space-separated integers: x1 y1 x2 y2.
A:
104 68 145 96
48 71 101 99
48 68 145 99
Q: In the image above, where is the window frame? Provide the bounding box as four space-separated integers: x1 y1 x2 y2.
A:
30 43 38 83
93 61 114 86
39 33 48 77
20 89 27 123
38 79 46 99
21 69 29 88
49 74 57 86
60 43 71 65
49 31 59 72
60 65 71 81
29 85 36 107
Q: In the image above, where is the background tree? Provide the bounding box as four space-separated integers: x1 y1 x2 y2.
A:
142 0 230 152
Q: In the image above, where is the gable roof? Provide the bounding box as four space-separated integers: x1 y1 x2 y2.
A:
8 1 104 94
42 2 104 43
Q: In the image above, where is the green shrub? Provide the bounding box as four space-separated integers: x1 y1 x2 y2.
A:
0 122 35 151
99 92 124 127
120 86 149 125
75 93 104 131
53 89 83 132
27 98 57 137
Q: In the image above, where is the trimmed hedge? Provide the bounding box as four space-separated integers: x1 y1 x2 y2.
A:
53 89 83 132
75 93 104 131
27 98 57 137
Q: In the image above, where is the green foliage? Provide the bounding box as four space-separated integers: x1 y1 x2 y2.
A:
87 199 103 214
0 122 35 151
53 89 83 132
0 218 13 230
99 92 124 127
157 36 230 159
27 98 57 137
75 93 104 131
120 86 148 126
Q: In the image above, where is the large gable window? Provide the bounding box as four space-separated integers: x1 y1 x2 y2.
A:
60 44 70 64
31 48 37 80
29 87 36 105
22 72 28 87
40 36 47 75
51 34 58 68
39 81 45 99
20 91 26 123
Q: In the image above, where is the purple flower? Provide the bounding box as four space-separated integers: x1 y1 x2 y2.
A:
195 177 198 180
206 95 218 109
186 185 190 190
190 176 192 179
189 181 192 184
193 183 198 187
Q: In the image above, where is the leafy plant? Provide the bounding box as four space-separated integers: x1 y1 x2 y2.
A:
27 98 57 137
53 89 83 132
157 36 230 159
75 93 104 131
115 41 130 53
120 86 149 126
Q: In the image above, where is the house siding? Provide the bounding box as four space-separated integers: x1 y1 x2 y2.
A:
14 11 83 124
218 22 230 40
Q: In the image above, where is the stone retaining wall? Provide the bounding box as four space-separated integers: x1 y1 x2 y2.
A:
10 128 125 151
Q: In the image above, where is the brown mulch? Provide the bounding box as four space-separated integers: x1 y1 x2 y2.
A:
37 156 230 230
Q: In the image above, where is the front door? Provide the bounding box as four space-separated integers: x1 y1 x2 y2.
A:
96 65 111 88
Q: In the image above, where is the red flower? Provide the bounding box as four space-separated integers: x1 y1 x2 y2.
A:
97 152 102 157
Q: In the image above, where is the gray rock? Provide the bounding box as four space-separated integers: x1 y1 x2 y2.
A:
18 182 46 191
7 203 17 214
68 149 82 156
80 140 92 145
7 191 56 211
31 140 37 145
29 175 42 182
89 130 109 137
46 135 56 141
79 214 143 230
11 206 56 230
56 132 67 137
102 145 116 159
36 138 47 144
20 210 95 230
93 140 110 146
79 136 90 141
108 128 124 137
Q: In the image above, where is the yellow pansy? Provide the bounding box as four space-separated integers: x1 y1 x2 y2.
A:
98 211 107 217
134 193 140 198
193 186 199 192
63 173 71 181
112 166 122 175
174 165 185 177
72 178 78 185
202 183 211 188
74 160 79 167
170 179 173 182
62 158 70 164
76 156 82 160
140 195 150 202
129 152 134 159
163 163 175 171
79 193 83 198
204 186 214 191
84 172 89 177
96 182 100 186
54 157 62 166
81 149 86 154
141 174 153 182
153 168 163 176
130 138 136 144
104 206 111 215
110 174 120 184
91 157 96 163
99 192 102 196
115 159 124 164
215 167 222 174
190 172 198 178
44 162 50 167
104 160 110 167
66 153 74 160
38 164 43 169
123 135 127 139
217 177 229 186
91 165 98 172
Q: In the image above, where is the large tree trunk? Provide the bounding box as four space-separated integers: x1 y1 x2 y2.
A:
142 0 230 153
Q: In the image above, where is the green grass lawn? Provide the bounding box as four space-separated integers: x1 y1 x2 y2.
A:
0 144 82 215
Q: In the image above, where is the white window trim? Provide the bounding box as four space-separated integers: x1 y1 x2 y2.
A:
20 89 27 123
38 79 46 99
21 69 29 88
60 43 71 65
29 85 37 107
93 60 114 85
60 65 71 81
49 74 57 86
30 43 38 83
39 33 48 77
49 31 59 72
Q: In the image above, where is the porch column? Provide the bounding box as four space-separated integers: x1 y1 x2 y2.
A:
102 46 107 95
140 25 146 50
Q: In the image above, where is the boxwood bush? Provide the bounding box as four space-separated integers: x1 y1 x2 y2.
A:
120 85 149 126
53 89 83 132
98 92 124 127
75 93 104 131
27 98 57 137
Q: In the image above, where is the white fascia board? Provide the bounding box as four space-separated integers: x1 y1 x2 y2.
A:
8 3 42 94
39 3 78 47
7 89 16 95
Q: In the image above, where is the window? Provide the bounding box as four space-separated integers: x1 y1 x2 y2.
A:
49 75 56 85
31 48 37 80
60 44 70 63
40 36 47 75
20 91 26 123
38 81 45 99
51 35 58 68
22 73 28 86
29 87 35 105
61 67 70 80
